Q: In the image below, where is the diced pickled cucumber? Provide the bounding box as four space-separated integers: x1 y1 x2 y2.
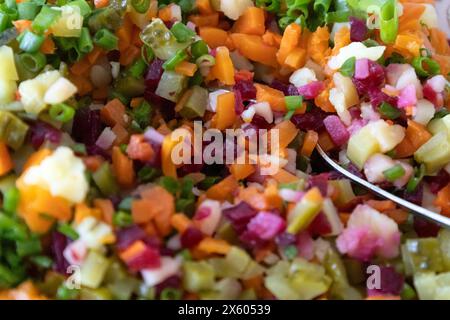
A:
215 221 238 244
427 114 450 138
0 110 29 150
329 179 356 206
347 126 380 169
92 162 119 196
0 174 17 195
80 250 111 289
287 198 322 234
225 247 251 274
80 287 113 300
290 272 331 300
107 279 139 300
0 46 19 81
155 71 188 103
240 260 265 280
402 238 444 276
239 288 257 300
329 284 363 300
114 76 145 98
182 261 215 293
343 258 366 285
438 229 450 271
140 19 191 60
414 272 437 300
179 86 208 119
200 278 242 300
264 274 300 300
414 132 450 173
323 247 350 287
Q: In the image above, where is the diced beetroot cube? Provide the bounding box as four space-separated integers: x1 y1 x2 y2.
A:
297 81 325 100
180 227 203 248
247 211 286 240
126 245 161 271
323 115 350 146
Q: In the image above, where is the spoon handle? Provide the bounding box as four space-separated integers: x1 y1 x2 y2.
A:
316 145 450 228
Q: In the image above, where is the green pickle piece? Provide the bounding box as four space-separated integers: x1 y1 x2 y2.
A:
179 85 208 119
402 238 444 276
80 287 113 300
0 110 29 150
182 261 215 293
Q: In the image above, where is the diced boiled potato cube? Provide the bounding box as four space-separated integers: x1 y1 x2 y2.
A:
420 4 438 28
18 71 61 114
333 72 359 108
414 132 450 173
0 46 18 81
366 120 405 153
220 0 253 20
428 114 450 138
413 99 435 126
0 79 17 104
414 272 437 300
44 77 78 104
155 71 187 102
347 126 381 169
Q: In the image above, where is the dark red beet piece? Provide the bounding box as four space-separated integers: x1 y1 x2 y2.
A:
72 107 103 146
367 266 404 296
28 121 62 149
223 201 258 234
116 225 147 250
414 216 440 237
233 79 256 101
145 58 165 92
291 108 328 131
350 17 368 42
352 61 385 95
180 227 203 248
51 231 70 275
424 170 449 194
126 245 161 271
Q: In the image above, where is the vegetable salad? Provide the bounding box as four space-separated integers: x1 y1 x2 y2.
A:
0 0 449 300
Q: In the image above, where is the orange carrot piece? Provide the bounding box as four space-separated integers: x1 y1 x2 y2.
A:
314 82 336 113
140 186 175 236
0 142 13 176
233 7 265 36
262 30 282 47
94 198 114 225
277 23 302 66
119 45 140 66
22 148 52 171
384 208 409 224
69 57 91 76
301 130 319 157
94 0 109 8
229 33 278 67
206 175 239 201
12 20 32 33
284 47 307 69
255 83 286 112
119 240 147 261
435 184 450 217
112 123 129 145
196 0 214 14
307 26 331 65
130 97 144 108
74 203 102 224
366 200 396 212
332 27 350 55
112 146 135 188
212 91 236 130
92 86 108 100
197 237 231 255
392 33 423 58
158 4 174 22
161 133 179 178
210 46 235 85
87 46 104 64
429 28 450 55
395 119 432 157
40 37 56 54
83 155 104 172
188 13 219 27
100 98 127 127
199 27 228 48
171 213 193 233
174 61 198 77
230 163 255 180
116 15 133 52
132 198 157 223
272 168 299 183
272 120 299 149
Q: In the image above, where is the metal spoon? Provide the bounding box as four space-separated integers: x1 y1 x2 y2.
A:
316 144 450 228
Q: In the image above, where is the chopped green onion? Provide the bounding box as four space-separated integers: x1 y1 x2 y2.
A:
411 56 440 77
72 143 87 155
93 28 118 50
379 0 398 44
78 27 94 54
190 40 208 60
400 283 417 300
159 176 180 195
379 102 401 119
119 143 128 153
383 164 405 182
128 58 147 78
326 10 350 23
0 12 10 33
49 103 75 123
420 47 432 58
406 164 425 192
118 197 133 211
131 0 150 14
31 5 61 34
177 0 195 13
385 52 405 64
68 0 92 17
434 109 450 119
56 284 80 300
171 22 196 43
284 245 298 260
141 45 154 65
138 166 161 182
132 100 152 128
163 50 188 70
54 36 77 51
339 56 356 77
175 198 195 215
57 223 79 240
3 186 19 214
255 0 280 13
0 5 18 21
195 54 215 68
30 255 53 268
198 176 221 190
17 2 39 20
113 211 133 227
16 237 42 257
18 52 46 73
4 0 16 10
160 287 183 300
19 30 45 53
284 95 303 120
